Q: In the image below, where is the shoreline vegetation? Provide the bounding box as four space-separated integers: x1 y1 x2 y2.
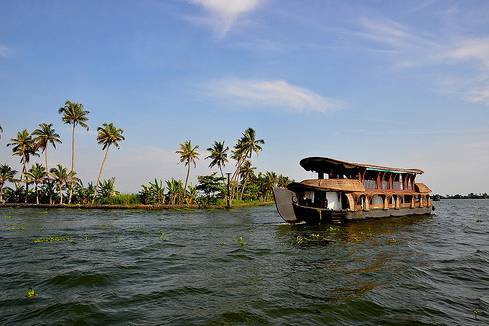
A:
0 100 291 209
0 200 274 210
433 193 489 200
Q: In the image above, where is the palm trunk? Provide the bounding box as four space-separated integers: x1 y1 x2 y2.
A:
44 147 49 172
71 124 75 172
68 124 76 204
35 182 39 204
240 178 248 200
59 183 63 204
219 165 224 179
92 146 110 204
0 182 4 203
22 159 28 203
184 163 190 193
68 184 73 204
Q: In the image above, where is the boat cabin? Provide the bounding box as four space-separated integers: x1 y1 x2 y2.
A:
288 157 432 212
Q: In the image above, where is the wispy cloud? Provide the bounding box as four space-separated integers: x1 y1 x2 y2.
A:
187 0 263 37
0 44 13 58
353 16 489 105
205 78 343 113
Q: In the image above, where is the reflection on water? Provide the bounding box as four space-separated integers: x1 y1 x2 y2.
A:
1 202 488 325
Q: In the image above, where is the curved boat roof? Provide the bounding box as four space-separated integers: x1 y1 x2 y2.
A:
300 157 424 174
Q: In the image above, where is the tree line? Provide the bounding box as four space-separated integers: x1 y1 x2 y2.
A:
0 101 291 206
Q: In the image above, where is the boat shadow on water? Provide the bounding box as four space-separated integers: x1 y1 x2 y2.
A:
276 214 433 247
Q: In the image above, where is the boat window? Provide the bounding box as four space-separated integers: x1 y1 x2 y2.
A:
393 174 403 190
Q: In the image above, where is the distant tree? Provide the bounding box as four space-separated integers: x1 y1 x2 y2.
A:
93 123 125 203
0 164 17 203
50 164 69 204
32 123 62 172
166 179 184 205
206 141 229 178
239 160 256 200
97 178 118 200
231 128 264 199
58 100 89 173
196 173 225 205
7 129 39 201
176 140 199 194
25 163 47 204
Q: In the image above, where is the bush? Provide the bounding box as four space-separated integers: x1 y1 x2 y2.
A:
96 193 141 205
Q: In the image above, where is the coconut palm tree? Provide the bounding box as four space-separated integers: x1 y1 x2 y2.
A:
0 164 16 203
239 160 256 200
32 123 62 172
58 100 89 173
92 123 125 203
50 164 69 204
206 141 229 178
231 128 264 198
7 129 39 201
176 140 199 194
25 163 47 204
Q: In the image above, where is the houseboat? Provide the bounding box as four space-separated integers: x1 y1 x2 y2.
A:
272 157 433 224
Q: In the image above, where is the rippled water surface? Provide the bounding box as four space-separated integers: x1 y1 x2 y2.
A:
1 200 489 325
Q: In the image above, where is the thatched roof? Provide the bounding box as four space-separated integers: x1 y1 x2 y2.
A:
288 179 365 192
415 183 432 193
300 157 424 175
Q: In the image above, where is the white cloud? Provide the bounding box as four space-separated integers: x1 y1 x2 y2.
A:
206 78 343 113
353 17 489 105
0 44 13 58
447 38 489 68
188 0 262 36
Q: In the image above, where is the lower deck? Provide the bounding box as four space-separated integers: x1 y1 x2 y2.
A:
292 203 432 224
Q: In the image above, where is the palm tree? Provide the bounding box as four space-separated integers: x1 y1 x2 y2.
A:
239 160 256 200
0 164 16 203
49 164 70 204
206 141 229 178
32 123 62 172
231 128 264 198
25 163 47 204
176 140 199 194
166 179 184 205
7 129 39 200
58 100 89 173
93 123 125 203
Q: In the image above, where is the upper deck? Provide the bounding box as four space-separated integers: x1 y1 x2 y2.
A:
300 157 426 192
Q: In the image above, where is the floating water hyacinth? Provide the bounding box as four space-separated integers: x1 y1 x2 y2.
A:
386 238 401 245
159 230 167 240
25 288 37 299
32 235 73 243
236 236 246 246
293 233 333 246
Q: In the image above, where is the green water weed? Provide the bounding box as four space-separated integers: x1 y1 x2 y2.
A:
32 235 73 243
25 288 37 299
159 230 167 240
236 236 246 246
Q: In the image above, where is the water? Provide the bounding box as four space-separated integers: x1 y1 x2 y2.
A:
1 200 488 325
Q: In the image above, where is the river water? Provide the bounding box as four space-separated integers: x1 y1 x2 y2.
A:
1 200 488 325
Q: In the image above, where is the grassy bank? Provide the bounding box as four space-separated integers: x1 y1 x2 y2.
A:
0 200 274 210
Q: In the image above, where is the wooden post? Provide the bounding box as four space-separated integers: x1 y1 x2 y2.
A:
226 172 231 208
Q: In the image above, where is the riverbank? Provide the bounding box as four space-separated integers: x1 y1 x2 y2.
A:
0 200 274 210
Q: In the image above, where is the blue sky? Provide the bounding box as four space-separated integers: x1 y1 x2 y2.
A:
1 0 489 194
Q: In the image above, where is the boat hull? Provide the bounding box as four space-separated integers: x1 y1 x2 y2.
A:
291 203 432 224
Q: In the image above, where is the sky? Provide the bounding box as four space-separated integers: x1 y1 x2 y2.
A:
0 0 488 195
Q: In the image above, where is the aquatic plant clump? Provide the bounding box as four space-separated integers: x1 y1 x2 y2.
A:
293 233 334 246
25 288 37 299
32 235 73 243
